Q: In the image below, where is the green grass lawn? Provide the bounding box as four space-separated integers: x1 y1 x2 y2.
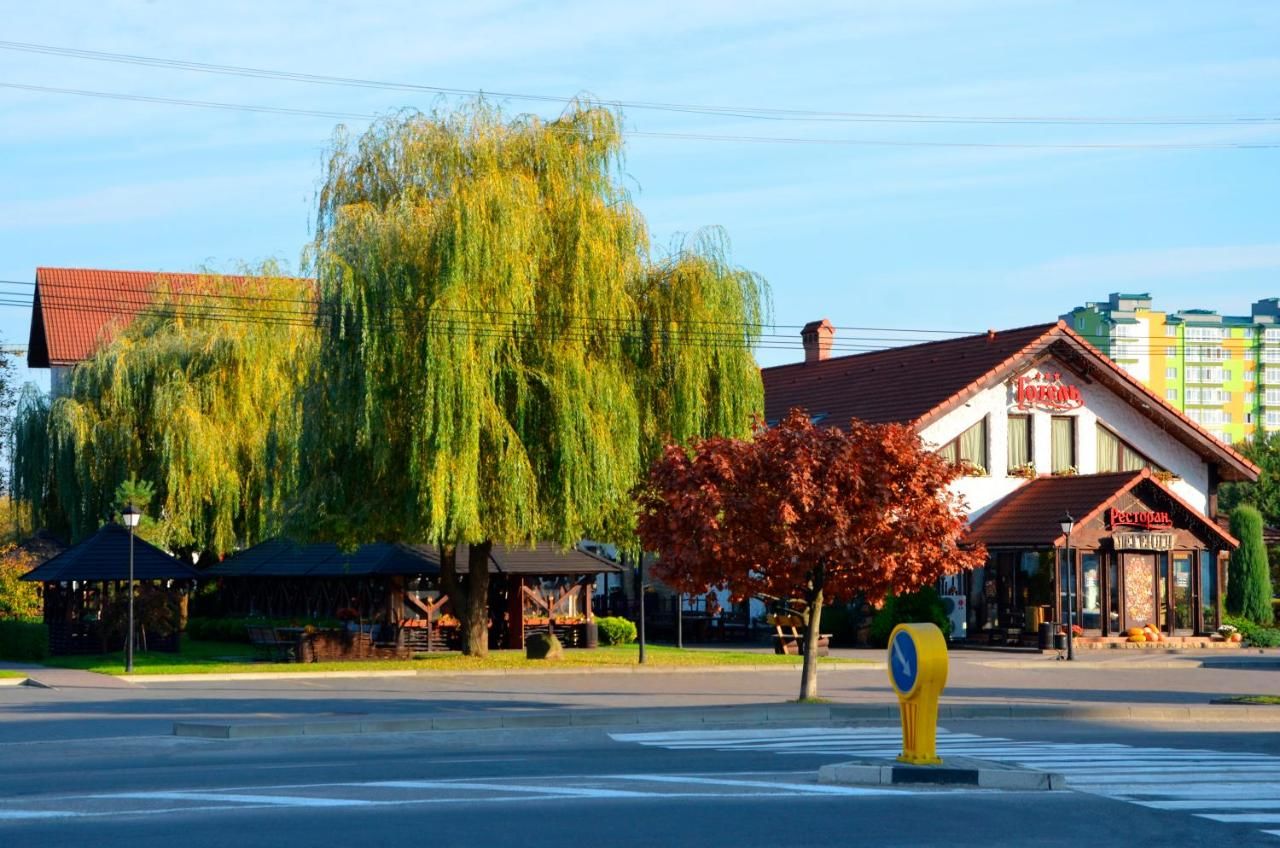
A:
0 670 27 679
43 641 867 676
1213 695 1280 705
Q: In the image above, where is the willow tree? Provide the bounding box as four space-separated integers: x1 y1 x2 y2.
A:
297 100 767 656
12 266 316 558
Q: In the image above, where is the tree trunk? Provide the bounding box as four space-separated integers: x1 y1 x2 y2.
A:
799 583 824 701
439 542 492 657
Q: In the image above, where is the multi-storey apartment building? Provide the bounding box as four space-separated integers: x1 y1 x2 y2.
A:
1064 293 1280 445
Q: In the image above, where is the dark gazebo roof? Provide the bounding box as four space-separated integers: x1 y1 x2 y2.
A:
21 523 201 582
209 539 440 578
207 539 623 578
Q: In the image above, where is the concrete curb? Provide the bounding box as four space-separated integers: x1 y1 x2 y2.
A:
978 658 1280 670
171 700 1280 740
0 677 27 687
818 756 1065 791
133 663 883 683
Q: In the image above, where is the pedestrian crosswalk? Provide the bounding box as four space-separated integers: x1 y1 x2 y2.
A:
610 726 1280 841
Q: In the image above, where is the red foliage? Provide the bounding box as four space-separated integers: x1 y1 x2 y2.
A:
636 409 986 607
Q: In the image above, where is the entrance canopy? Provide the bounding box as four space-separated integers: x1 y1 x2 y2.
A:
965 469 1238 551
21 523 200 583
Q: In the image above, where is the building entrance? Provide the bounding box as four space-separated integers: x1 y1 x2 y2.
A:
1121 553 1157 631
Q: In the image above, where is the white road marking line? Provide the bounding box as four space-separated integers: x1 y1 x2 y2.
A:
1115 784 1280 799
369 780 649 798
600 774 918 795
0 810 82 820
1140 800 1280 811
104 791 376 807
1199 814 1280 824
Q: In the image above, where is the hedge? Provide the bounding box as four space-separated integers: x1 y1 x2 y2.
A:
0 618 48 661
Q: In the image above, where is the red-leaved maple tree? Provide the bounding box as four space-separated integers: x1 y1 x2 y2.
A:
637 409 986 699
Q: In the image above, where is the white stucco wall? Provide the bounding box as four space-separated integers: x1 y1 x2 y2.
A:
918 356 1211 518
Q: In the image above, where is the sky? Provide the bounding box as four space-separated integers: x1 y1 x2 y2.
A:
2 0 1279 391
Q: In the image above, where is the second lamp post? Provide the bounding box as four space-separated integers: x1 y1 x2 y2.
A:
122 502 141 674
1060 511 1075 662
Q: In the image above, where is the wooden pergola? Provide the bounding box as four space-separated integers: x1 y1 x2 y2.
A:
22 523 201 655
204 539 624 654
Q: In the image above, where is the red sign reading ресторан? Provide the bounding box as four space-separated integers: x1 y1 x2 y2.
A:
1109 508 1173 530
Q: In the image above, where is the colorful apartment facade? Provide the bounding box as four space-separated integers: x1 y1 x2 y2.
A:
1064 293 1280 445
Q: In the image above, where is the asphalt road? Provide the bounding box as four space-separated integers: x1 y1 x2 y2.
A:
4 719 1280 848
3 650 1279 744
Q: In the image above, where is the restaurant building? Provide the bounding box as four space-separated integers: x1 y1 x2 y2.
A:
762 320 1260 643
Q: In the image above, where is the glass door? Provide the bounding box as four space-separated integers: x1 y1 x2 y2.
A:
1081 554 1101 632
1172 553 1194 634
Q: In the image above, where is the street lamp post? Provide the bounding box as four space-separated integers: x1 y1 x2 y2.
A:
122 502 141 674
637 549 647 665
1060 511 1075 662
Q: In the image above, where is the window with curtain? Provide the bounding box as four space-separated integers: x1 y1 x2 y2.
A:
938 417 987 474
1051 416 1075 472
1007 415 1031 472
1096 424 1165 473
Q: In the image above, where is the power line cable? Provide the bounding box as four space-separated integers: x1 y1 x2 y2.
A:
3 80 1277 150
2 39 1278 128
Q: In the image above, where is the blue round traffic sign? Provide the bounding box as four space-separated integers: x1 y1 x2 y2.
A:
889 629 919 695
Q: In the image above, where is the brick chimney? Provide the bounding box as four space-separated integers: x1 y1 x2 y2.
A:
801 319 835 363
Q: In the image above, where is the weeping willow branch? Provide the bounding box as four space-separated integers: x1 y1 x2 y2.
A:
12 264 316 555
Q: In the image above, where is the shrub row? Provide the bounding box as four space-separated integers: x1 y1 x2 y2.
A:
0 618 48 661
595 616 637 645
1224 614 1280 648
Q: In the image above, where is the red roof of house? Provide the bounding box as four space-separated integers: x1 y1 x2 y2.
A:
965 469 1238 548
26 267 314 368
761 320 1259 483
764 323 1054 426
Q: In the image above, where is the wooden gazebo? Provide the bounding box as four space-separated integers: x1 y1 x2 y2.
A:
22 523 201 655
205 539 624 653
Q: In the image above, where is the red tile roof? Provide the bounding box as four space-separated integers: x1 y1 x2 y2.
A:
966 471 1144 547
761 320 1259 483
27 267 314 368
764 323 1055 427
965 469 1238 548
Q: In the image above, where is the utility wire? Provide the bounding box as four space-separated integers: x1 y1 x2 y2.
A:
2 39 1278 127
3 80 1277 151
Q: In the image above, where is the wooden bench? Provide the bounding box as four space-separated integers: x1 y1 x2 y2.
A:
246 626 294 662
773 624 832 657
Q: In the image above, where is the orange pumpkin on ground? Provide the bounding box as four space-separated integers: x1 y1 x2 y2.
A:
1129 634 1147 643
1230 632 1243 643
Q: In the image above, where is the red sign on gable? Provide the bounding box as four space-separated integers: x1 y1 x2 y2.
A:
1013 371 1084 412
1109 508 1173 530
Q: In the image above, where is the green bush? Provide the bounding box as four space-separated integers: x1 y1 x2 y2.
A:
869 588 950 648
0 618 48 661
1224 614 1280 648
526 631 563 659
596 616 637 645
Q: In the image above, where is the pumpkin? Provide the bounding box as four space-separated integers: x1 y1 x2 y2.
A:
1230 632 1243 643
1127 627 1145 638
1129 634 1147 642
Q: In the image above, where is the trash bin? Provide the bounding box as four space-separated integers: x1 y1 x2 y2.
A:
1052 632 1066 651
1038 622 1054 650
583 620 599 649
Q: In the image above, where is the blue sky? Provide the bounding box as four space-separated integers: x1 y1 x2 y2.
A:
2 1 1278 390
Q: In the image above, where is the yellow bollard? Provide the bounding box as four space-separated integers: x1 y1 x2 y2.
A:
886 622 949 765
